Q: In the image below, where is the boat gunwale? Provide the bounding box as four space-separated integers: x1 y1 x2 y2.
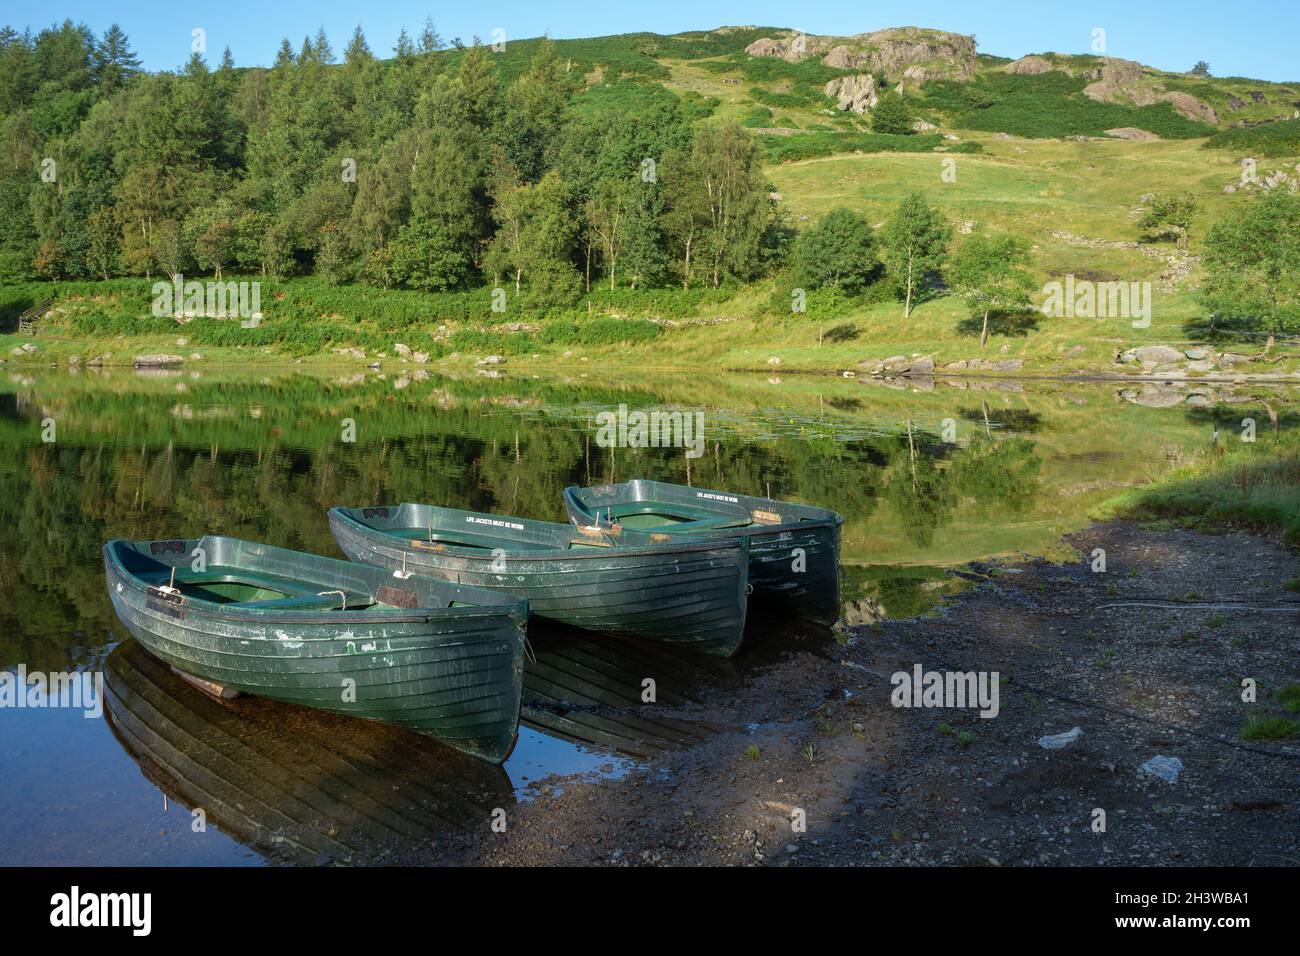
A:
562 481 845 537
328 505 753 563
104 538 528 629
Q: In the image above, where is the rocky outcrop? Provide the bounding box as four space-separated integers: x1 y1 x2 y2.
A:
942 358 1025 373
1004 55 1054 75
1161 91 1218 124
824 74 879 113
1082 58 1219 125
1083 58 1158 105
1223 164 1299 194
858 354 938 377
132 353 184 367
1105 127 1160 140
1114 344 1257 376
746 27 976 81
744 37 787 59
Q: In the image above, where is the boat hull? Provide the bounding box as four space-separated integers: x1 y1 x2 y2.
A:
563 480 843 627
741 520 842 627
103 540 527 764
329 508 750 657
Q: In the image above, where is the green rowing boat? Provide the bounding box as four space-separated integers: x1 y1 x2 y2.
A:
328 503 750 657
103 535 529 763
563 480 843 627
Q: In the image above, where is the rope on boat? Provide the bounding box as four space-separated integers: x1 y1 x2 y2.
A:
316 590 347 610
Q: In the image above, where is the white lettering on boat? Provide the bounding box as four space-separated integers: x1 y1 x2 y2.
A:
695 492 739 504
466 516 525 531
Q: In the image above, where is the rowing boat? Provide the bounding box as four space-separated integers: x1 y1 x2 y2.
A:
563 480 843 626
328 503 750 657
103 535 529 763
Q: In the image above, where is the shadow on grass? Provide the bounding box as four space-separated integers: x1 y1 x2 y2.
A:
0 295 38 333
957 308 1041 340
822 323 860 343
1181 314 1300 351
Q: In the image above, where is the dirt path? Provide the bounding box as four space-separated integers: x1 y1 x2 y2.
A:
394 521 1300 867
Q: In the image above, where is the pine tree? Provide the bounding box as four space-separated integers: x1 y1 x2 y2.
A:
273 38 295 68
344 26 372 64
418 18 443 54
394 28 415 60
93 24 141 90
313 26 334 64
458 42 499 130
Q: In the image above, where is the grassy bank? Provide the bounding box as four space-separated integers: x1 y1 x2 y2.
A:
1094 433 1300 546
4 273 1298 377
5 132 1300 376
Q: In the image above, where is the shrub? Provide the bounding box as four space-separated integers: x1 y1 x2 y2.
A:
1203 119 1300 157
871 92 915 135
921 73 1211 139
793 208 878 289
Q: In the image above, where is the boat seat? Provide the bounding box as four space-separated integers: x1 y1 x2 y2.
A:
142 566 316 594
230 593 371 611
398 527 554 553
142 566 368 609
605 504 752 533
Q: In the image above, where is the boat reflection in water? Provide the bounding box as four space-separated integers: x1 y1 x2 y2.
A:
521 621 736 757
104 614 835 862
520 615 836 757
104 640 514 864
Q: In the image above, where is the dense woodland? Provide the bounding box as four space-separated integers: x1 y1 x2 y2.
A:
0 21 784 302
1 20 1297 339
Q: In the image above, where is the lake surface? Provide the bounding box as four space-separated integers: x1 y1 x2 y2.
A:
1 365 1295 864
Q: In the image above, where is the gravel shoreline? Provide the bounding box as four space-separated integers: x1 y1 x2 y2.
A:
383 521 1300 867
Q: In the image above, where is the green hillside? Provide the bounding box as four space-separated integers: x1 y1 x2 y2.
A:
3 21 1299 373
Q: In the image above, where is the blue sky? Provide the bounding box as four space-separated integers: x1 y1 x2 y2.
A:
16 0 1300 82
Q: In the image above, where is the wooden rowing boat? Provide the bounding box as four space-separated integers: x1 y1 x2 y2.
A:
103 535 529 763
328 503 750 657
563 480 843 626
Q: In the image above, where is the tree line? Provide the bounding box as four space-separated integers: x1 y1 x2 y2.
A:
2 20 1295 339
0 21 778 305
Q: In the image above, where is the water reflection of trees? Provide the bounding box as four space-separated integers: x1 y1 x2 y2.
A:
880 422 1042 547
0 376 1043 669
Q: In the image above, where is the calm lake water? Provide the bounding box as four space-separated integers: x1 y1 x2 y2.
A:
1 365 1295 864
